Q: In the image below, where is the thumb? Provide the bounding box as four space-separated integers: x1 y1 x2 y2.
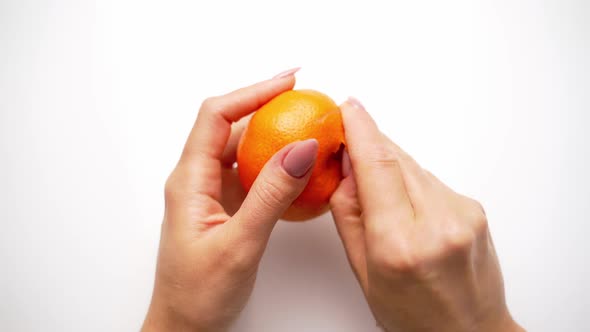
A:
228 139 318 248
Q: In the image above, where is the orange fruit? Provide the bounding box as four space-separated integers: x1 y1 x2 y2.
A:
237 89 345 221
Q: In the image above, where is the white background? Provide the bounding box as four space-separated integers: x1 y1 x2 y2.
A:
1 1 588 331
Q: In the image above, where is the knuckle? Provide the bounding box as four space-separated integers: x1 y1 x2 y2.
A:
329 192 341 206
164 173 182 200
329 188 348 207
368 144 401 169
252 178 288 211
200 96 222 113
472 213 488 236
472 200 488 232
388 255 420 274
471 199 486 216
443 224 476 255
163 167 194 202
464 198 488 234
372 242 424 275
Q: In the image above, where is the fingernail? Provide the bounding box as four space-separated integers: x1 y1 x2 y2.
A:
282 139 318 178
346 96 365 110
342 149 352 177
273 67 300 79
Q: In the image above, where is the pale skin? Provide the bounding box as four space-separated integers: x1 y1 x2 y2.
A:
142 69 525 332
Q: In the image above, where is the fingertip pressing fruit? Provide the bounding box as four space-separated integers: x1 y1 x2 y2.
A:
237 89 345 221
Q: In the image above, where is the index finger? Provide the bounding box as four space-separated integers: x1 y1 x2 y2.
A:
182 72 297 163
340 98 414 236
179 70 298 200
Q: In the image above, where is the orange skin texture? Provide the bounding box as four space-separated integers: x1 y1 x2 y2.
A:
237 89 345 221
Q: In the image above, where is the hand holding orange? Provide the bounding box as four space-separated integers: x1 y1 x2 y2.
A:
237 89 345 221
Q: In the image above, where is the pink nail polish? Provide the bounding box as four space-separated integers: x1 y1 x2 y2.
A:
347 96 365 110
273 67 300 79
282 139 318 178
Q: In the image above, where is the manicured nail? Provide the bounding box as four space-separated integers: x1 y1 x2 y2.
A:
342 149 352 177
282 139 318 178
347 96 365 110
273 67 300 79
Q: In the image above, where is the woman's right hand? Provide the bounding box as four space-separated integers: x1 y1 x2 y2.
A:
330 98 525 332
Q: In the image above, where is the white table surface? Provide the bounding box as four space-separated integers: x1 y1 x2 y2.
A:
1 1 588 331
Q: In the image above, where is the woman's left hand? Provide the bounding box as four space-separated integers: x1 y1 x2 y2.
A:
142 69 318 332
